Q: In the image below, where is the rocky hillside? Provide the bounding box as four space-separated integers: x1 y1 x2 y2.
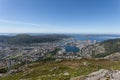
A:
79 38 120 59
1 59 120 80
70 69 120 80
104 52 120 60
80 43 105 58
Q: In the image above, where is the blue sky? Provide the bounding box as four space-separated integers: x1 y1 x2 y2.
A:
0 0 120 34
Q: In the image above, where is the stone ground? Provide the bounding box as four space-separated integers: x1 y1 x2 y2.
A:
70 69 120 80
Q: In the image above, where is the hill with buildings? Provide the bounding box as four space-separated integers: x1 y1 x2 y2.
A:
79 38 120 60
0 34 69 45
0 36 120 80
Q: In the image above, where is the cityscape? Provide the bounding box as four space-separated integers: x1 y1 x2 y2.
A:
0 0 120 80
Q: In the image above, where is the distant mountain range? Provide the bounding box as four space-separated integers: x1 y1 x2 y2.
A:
0 34 69 45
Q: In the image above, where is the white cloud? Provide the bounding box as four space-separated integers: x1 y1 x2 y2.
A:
0 19 52 28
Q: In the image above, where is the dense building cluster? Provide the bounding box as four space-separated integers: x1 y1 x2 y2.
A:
0 37 97 70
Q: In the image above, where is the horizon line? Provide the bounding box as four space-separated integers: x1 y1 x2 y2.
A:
0 32 120 35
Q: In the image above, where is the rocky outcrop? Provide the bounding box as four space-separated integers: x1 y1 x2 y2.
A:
70 69 120 80
104 52 120 61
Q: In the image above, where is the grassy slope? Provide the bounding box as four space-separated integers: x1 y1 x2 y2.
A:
1 59 120 80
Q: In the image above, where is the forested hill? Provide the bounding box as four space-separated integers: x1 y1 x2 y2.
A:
100 38 120 54
80 38 120 59
0 34 70 45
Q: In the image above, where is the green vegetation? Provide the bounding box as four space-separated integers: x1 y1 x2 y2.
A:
101 38 120 53
1 59 120 80
36 48 61 62
93 38 120 58
0 68 8 73
93 53 110 58
0 34 69 45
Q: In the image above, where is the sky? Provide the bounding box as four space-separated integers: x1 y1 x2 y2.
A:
0 0 120 34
